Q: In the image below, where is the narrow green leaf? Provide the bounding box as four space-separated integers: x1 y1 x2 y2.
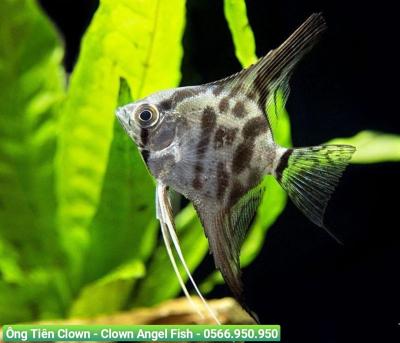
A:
55 0 186 292
0 0 66 323
223 0 258 67
328 131 400 164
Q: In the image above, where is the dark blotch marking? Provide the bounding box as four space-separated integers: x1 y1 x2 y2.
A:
232 141 254 174
231 116 267 175
141 149 150 164
197 136 210 155
158 88 202 112
217 162 229 200
275 148 293 181
192 107 217 189
214 126 238 149
213 86 223 96
242 116 267 139
218 97 230 113
174 89 196 103
192 162 204 190
158 98 173 111
192 175 203 190
232 101 246 118
196 107 216 155
228 180 246 207
195 163 203 173
140 128 149 146
214 128 225 149
201 106 217 130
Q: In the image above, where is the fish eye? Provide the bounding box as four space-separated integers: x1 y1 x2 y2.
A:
139 110 152 121
134 104 159 128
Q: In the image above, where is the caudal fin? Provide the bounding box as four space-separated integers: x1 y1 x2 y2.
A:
274 145 355 242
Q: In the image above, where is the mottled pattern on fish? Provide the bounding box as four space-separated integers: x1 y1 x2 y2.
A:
145 86 273 206
116 13 356 322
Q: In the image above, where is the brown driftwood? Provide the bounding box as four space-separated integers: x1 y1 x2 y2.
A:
1 297 254 342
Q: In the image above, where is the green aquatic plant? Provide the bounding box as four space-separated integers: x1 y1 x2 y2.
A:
0 0 399 324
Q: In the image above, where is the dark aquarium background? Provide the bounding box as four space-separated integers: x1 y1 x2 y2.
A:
14 0 400 341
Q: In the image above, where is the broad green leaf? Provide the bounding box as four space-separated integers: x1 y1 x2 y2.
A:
82 80 156 284
132 204 208 307
55 4 120 287
223 0 257 67
70 259 145 317
0 0 66 323
55 0 186 292
0 0 64 264
328 131 400 164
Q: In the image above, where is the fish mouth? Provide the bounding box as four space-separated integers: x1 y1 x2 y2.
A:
115 106 126 120
116 106 139 143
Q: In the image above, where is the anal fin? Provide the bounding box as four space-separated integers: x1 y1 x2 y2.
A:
194 185 264 322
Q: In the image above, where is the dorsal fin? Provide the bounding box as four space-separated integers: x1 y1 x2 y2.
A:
212 13 327 115
193 185 264 321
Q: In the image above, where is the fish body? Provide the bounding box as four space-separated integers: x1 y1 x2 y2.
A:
126 86 272 203
116 13 355 321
